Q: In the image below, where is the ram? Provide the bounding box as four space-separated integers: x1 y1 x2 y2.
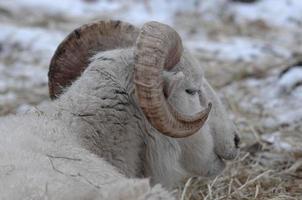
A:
0 20 239 199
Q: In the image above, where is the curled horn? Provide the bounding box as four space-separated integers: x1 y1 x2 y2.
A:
134 21 211 138
48 20 139 99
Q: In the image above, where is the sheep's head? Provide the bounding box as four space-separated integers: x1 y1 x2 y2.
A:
133 22 239 185
48 20 239 185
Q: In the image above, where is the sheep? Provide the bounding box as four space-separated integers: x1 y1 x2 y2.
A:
0 20 239 199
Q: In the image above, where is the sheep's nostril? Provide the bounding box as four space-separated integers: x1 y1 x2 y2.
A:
234 134 240 148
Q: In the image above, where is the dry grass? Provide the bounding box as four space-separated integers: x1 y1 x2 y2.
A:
178 85 302 200
179 111 302 199
180 142 302 199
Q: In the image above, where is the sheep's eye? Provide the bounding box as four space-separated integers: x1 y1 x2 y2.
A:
185 89 198 95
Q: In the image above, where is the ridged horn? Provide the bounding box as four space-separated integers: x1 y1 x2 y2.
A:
48 20 139 99
134 21 211 138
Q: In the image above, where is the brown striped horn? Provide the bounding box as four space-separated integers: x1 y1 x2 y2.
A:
134 21 211 138
48 20 139 99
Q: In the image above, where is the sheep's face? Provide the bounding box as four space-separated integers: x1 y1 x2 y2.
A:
164 51 239 178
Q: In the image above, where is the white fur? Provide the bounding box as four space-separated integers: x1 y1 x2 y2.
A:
0 48 238 199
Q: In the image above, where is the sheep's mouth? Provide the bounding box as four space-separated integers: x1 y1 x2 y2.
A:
217 154 223 161
205 154 226 177
219 148 240 161
216 154 226 165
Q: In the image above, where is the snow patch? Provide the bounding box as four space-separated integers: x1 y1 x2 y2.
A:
231 0 302 29
187 37 291 62
278 67 302 93
0 24 64 62
262 132 293 151
0 0 199 25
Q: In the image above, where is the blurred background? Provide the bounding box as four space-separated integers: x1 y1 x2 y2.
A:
0 0 302 199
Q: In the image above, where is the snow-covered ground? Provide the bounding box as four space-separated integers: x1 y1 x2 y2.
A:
231 0 302 29
1 0 302 198
0 0 302 175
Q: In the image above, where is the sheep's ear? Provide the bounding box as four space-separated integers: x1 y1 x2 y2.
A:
163 71 185 99
48 20 139 99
